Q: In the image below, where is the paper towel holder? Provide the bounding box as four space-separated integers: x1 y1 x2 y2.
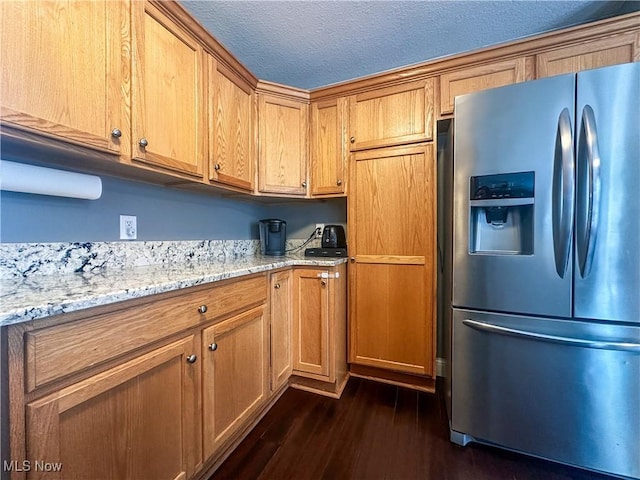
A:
0 160 102 200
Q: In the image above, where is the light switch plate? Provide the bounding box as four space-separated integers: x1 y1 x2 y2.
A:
120 215 137 240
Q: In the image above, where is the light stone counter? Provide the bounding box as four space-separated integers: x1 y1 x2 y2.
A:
0 252 347 327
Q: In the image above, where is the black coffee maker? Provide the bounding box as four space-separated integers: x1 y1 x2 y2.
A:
259 219 287 256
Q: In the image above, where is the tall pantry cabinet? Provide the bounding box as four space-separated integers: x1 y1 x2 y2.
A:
346 79 437 388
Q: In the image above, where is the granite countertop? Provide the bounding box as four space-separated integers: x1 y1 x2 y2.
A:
0 253 347 327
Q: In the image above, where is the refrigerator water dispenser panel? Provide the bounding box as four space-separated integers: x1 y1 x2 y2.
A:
469 171 535 255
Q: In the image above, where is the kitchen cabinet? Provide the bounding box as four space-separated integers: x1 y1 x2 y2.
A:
208 56 255 191
131 1 206 179
348 144 435 381
8 274 271 480
257 91 309 195
536 31 640 78
25 335 200 480
310 97 347 196
291 265 348 396
270 270 293 391
202 306 269 459
439 58 530 115
0 0 128 155
348 78 434 151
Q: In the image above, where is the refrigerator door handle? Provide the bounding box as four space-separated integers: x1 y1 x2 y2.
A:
576 105 602 278
552 108 575 278
462 319 640 353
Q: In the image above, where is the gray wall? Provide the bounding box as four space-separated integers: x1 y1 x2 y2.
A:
0 173 347 243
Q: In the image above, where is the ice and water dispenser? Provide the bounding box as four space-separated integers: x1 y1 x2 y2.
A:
469 171 534 255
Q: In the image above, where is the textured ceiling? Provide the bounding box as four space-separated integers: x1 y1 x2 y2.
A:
180 1 639 90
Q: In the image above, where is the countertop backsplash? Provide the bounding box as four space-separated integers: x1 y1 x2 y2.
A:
0 238 322 279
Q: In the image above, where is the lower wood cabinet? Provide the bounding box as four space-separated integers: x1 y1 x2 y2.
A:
201 306 269 459
25 334 200 480
269 270 293 392
290 264 348 396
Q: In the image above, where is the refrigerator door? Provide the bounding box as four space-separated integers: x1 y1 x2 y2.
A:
453 74 575 316
451 308 640 479
574 62 640 323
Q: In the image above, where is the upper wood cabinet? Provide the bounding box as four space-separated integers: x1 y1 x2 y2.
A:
208 56 255 191
258 92 309 195
25 334 201 480
0 0 128 155
202 306 269 459
536 32 640 78
439 58 530 115
131 1 206 179
310 98 347 196
270 270 293 392
348 78 434 151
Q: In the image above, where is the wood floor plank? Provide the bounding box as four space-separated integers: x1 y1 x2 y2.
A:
209 378 617 480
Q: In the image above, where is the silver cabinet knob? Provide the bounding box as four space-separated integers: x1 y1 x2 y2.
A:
214 163 221 171
111 128 122 138
337 179 342 186
301 181 307 188
139 138 148 148
208 343 218 352
350 137 355 144
186 354 197 364
197 305 208 314
274 283 281 289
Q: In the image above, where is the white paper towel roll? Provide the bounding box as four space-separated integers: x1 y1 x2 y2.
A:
0 160 102 200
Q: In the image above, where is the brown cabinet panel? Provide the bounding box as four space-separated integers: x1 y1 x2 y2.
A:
292 269 330 378
440 58 530 115
310 97 347 196
0 0 127 154
209 57 255 191
349 79 434 151
270 270 293 391
132 1 206 178
25 335 200 480
349 144 435 377
202 306 269 459
536 32 639 78
258 94 308 195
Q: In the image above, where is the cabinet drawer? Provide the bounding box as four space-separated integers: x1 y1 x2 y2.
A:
25 275 267 391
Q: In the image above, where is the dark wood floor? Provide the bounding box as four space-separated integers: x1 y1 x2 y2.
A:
210 377 615 480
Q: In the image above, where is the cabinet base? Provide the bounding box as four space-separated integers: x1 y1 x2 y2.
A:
349 364 436 393
289 373 350 399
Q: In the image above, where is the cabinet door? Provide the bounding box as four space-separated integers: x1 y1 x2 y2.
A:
349 78 434 151
292 269 331 379
439 58 530 115
348 144 435 376
536 32 640 78
258 94 308 195
25 335 200 480
202 306 268 459
209 57 255 191
132 1 206 178
310 98 347 196
270 270 293 391
0 0 126 154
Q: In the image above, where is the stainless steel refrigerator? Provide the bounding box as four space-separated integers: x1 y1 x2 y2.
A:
449 62 640 479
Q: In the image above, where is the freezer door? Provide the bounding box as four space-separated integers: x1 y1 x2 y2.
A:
453 74 575 316
451 308 640 479
574 62 640 323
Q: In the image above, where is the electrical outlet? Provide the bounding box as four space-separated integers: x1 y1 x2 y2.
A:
120 215 137 240
315 223 324 238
